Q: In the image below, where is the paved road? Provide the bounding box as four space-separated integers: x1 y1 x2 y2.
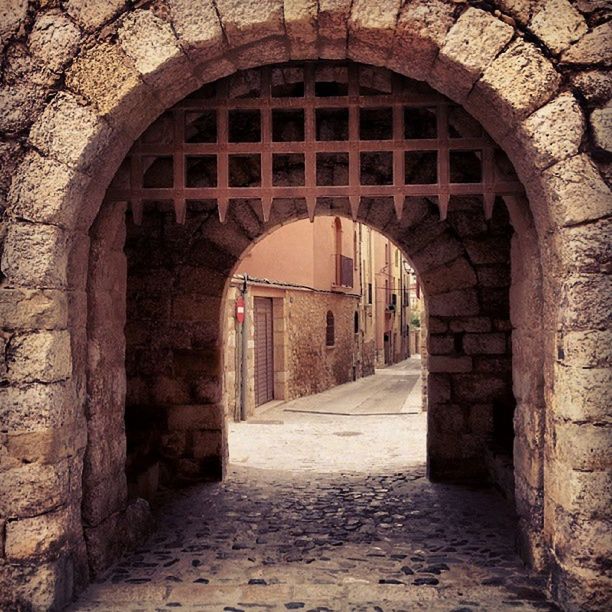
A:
275 359 422 416
71 360 557 611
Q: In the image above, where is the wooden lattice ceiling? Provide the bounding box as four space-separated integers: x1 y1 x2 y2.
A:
107 62 524 224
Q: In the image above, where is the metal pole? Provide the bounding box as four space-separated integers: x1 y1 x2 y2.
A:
240 274 249 421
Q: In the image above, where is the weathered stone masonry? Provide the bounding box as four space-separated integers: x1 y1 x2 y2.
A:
0 1 610 610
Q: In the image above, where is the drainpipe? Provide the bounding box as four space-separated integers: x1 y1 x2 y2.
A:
240 274 249 421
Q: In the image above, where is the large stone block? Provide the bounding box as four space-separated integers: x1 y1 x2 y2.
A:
29 93 112 175
554 422 610 471
1 222 68 288
540 154 612 228
554 364 611 422
5 330 72 384
28 10 82 74
7 422 86 465
467 39 560 138
82 471 128 527
549 466 611 518
463 333 507 355
166 404 224 431
591 102 612 154
348 0 401 65
118 9 197 105
4 504 78 561
389 0 455 82
561 21 612 66
166 0 225 62
0 0 27 47
0 288 68 330
559 329 612 368
283 0 317 59
419 257 477 296
432 8 513 102
453 374 508 402
215 0 285 48
84 498 153 575
528 0 587 55
410 234 463 273
64 0 126 31
428 355 472 373
0 382 79 432
65 42 163 127
514 93 585 171
8 152 90 229
558 273 612 330
318 0 352 59
0 460 71 518
0 556 75 611
427 289 479 317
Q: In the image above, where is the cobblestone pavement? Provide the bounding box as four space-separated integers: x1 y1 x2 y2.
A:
72 363 557 611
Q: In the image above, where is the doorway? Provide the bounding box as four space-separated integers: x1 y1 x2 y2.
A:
254 297 275 406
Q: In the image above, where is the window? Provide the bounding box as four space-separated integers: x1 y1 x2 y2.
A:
326 311 335 347
354 311 359 334
368 282 373 304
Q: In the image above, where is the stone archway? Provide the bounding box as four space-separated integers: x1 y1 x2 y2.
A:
1 3 609 610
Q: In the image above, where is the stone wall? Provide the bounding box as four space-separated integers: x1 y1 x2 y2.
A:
0 1 610 610
123 201 229 494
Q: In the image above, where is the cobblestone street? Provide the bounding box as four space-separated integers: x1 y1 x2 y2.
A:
71 363 556 611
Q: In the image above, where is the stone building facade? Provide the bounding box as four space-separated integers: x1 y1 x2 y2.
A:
0 2 610 611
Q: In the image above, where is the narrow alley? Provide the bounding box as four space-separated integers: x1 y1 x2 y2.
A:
71 361 555 611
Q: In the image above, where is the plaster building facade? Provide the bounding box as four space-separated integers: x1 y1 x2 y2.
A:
0 1 611 611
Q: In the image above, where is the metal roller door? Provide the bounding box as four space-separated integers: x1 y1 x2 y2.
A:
254 297 274 406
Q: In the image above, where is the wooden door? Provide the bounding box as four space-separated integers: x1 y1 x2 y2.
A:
254 297 274 406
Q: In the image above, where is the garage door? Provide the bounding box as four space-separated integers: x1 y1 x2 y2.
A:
254 297 274 406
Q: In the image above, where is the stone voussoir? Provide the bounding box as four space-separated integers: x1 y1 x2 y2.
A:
348 0 402 65
283 0 318 59
431 7 514 103
466 38 561 142
388 0 455 82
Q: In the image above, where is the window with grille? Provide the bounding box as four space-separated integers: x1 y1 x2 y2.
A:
108 62 523 226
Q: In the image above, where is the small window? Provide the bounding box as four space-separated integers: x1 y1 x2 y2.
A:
326 311 335 347
354 311 359 334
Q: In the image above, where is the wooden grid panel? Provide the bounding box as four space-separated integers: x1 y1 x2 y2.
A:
108 63 524 224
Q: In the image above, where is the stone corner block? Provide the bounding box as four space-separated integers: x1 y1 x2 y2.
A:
432 7 514 102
